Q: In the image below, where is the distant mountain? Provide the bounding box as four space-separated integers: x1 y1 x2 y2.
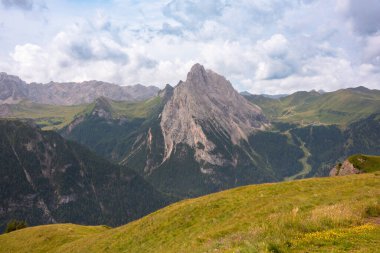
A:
0 72 159 105
0 120 168 231
243 86 380 125
240 91 288 99
0 73 28 104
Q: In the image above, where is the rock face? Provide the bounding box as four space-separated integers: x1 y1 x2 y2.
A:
0 72 159 105
330 160 361 176
0 73 28 104
160 64 268 165
0 120 167 231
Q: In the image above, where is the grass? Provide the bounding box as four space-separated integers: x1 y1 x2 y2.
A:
3 101 87 130
75 96 162 120
247 88 380 126
1 97 161 130
0 173 379 252
348 154 380 173
106 96 161 119
0 224 109 253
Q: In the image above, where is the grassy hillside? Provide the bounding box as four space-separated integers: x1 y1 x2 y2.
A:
0 224 109 253
0 97 161 130
348 154 380 173
1 101 87 130
0 120 168 230
80 96 162 120
245 87 380 125
1 173 379 252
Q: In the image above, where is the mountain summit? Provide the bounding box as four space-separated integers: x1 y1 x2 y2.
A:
161 63 268 165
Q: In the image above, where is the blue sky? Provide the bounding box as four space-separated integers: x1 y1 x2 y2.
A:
0 0 379 94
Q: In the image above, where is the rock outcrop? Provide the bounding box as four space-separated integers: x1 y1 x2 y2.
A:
330 160 361 176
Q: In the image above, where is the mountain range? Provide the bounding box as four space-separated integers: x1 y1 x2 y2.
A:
0 72 159 105
0 63 380 231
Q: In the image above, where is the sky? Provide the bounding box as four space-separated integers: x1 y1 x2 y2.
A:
0 0 379 94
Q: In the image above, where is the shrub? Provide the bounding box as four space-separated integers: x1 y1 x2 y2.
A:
5 219 28 233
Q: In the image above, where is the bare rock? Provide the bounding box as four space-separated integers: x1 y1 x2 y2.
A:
0 72 159 105
330 160 361 176
160 63 269 165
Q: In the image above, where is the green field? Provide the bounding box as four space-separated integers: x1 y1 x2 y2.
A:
1 173 379 253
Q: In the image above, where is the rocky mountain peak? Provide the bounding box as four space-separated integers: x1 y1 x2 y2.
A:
160 64 269 166
158 84 174 100
0 72 28 104
184 63 234 92
0 73 159 105
91 97 113 119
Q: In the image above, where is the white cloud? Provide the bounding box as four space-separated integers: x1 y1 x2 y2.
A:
1 0 380 94
363 35 380 66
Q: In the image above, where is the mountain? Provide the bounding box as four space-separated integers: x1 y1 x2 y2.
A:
159 63 268 168
330 154 380 176
62 64 380 198
3 65 380 199
0 73 28 104
244 86 380 125
63 64 306 198
1 173 379 252
240 91 288 99
0 72 159 105
0 120 168 231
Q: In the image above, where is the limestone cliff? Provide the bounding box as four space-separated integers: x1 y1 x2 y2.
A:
160 64 268 166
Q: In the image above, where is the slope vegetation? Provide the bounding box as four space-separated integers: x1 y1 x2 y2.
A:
245 87 380 125
348 154 380 173
1 173 379 252
0 120 168 230
0 101 87 130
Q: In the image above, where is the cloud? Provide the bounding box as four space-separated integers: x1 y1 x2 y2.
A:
363 35 380 66
163 0 226 30
2 0 380 94
1 0 33 10
343 0 380 35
